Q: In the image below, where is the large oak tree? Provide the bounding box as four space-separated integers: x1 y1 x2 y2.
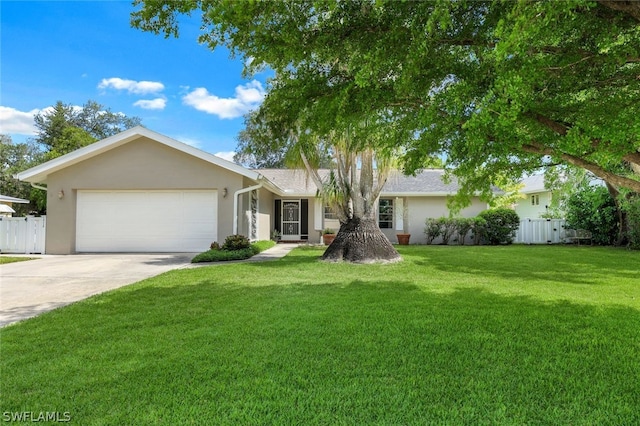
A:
131 0 640 226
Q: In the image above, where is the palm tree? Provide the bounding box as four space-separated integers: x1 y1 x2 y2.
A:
295 127 401 263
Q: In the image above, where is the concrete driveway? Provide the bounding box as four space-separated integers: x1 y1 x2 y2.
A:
0 253 195 327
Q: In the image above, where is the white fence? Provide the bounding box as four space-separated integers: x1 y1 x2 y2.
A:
515 218 567 244
0 216 46 254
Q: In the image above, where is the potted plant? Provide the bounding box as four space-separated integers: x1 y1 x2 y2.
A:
322 228 336 245
395 203 411 245
396 232 411 245
271 229 281 242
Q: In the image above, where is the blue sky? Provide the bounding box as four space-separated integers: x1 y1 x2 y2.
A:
0 0 267 160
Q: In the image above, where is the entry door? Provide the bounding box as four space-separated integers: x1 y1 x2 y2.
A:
281 200 300 240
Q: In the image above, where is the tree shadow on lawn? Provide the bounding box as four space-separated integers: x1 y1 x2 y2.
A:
406 245 640 285
2 279 639 424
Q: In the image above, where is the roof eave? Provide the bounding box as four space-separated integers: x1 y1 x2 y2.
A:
15 126 261 183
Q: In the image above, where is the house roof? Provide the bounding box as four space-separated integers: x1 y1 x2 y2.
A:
381 170 463 195
519 174 547 194
0 194 30 204
0 194 29 204
14 127 474 198
15 126 263 184
258 168 464 196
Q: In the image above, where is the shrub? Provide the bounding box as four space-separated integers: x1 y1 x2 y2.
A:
565 186 618 245
622 194 640 249
477 208 520 245
424 218 442 244
439 217 457 245
221 234 252 251
455 218 474 245
470 217 487 245
192 240 275 263
210 242 220 250
192 248 255 263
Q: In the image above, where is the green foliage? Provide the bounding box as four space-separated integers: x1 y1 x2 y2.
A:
438 217 457 245
470 217 488 245
454 218 474 246
192 239 276 263
0 135 44 214
33 100 141 152
424 217 484 245
622 195 640 249
477 208 521 245
565 186 619 246
424 218 442 244
191 248 255 263
131 0 640 201
221 234 252 251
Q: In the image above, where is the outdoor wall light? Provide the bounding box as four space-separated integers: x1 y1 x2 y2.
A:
58 190 65 199
223 188 228 198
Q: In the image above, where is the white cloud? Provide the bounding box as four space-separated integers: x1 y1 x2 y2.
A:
214 151 236 162
98 77 165 95
133 98 167 110
0 106 40 135
182 80 265 119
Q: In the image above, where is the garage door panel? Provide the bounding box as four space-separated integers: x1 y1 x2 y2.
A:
77 190 217 252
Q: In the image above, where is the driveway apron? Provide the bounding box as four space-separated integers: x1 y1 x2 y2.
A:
0 254 194 327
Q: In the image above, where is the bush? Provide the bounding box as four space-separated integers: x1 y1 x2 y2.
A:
221 234 252 251
455 218 474 245
565 186 618 245
470 217 487 245
437 218 456 245
192 248 255 263
477 208 520 245
424 218 442 244
192 240 276 263
622 194 640 249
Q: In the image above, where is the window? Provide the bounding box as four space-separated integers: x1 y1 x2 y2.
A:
324 204 338 220
531 195 540 206
378 198 393 229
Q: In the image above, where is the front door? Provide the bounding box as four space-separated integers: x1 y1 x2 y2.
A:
281 200 300 241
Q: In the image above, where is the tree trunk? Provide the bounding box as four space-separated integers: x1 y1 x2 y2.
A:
322 216 401 263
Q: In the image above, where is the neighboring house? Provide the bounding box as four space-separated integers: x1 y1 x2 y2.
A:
16 127 489 254
0 194 30 217
514 174 553 219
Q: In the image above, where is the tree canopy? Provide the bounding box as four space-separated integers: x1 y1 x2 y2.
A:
1 100 141 214
132 0 640 201
34 100 141 159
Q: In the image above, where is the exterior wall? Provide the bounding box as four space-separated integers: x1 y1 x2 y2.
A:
45 136 244 254
258 187 273 241
402 196 488 244
515 191 553 219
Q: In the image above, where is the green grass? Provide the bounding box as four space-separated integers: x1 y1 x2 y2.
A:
1 245 639 424
0 256 36 265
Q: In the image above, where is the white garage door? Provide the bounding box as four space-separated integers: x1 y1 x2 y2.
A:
76 190 217 252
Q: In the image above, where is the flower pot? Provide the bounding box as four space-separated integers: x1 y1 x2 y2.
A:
396 233 411 245
323 234 336 245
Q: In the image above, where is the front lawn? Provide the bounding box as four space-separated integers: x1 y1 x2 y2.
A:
1 246 639 424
